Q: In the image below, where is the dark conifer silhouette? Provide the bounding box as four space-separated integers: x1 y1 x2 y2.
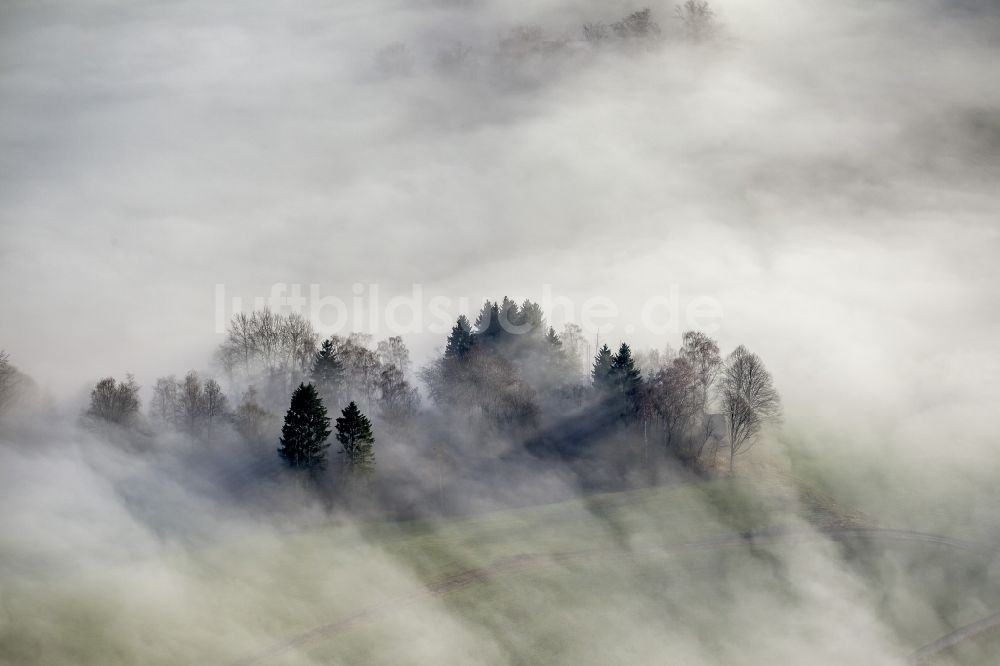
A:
277 383 331 469
336 401 375 474
611 343 643 419
592 344 615 391
444 316 474 360
311 338 345 406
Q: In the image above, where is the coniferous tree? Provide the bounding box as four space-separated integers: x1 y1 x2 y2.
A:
611 343 643 418
474 300 502 341
336 401 375 474
545 326 561 347
517 300 545 334
312 338 345 406
277 383 332 469
444 316 474 360
592 344 615 391
497 296 521 337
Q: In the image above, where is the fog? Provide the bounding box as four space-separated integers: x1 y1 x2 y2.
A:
2 0 1000 663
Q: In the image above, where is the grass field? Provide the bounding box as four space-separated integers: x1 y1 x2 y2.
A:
2 469 998 666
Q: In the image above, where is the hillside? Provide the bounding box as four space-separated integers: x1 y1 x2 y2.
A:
13 468 996 666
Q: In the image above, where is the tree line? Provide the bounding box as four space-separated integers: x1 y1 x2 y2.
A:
376 2 720 79
77 296 780 502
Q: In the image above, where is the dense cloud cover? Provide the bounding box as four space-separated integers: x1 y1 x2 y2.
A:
1 0 1000 663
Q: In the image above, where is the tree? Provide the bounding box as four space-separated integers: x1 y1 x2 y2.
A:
277 383 332 470
444 316 474 360
649 357 701 456
0 351 24 417
560 323 587 379
215 309 319 403
234 387 272 447
720 345 781 473
376 365 420 422
334 334 381 409
679 331 721 412
202 379 229 444
336 401 375 474
86 375 140 425
592 344 615 392
474 300 502 340
611 343 643 418
178 371 205 437
675 0 717 43
583 21 609 45
149 375 180 429
612 8 661 42
311 338 345 407
497 296 522 336
679 330 722 449
376 336 411 375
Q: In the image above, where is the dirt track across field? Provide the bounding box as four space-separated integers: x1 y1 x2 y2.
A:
908 608 1000 664
234 527 995 665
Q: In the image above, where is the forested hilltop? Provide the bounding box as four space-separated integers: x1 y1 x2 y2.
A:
39 297 780 517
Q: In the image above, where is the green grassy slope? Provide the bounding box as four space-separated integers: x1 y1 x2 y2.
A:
2 474 996 666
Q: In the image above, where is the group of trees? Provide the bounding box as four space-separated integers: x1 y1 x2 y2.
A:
80 293 780 504
214 310 319 407
276 382 376 485
276 336 384 478
85 375 141 426
149 371 230 442
275 384 376 477
420 298 585 431
592 331 780 472
376 3 720 80
214 316 412 478
583 3 719 49
309 333 419 424
215 309 419 426
417 298 779 473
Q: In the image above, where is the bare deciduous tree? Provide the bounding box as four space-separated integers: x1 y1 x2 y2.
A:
332 333 381 410
202 379 229 444
215 309 319 407
652 357 700 452
679 330 721 411
376 365 420 423
559 323 587 379
675 0 717 43
234 386 273 447
0 351 23 417
178 371 204 436
86 375 140 426
613 8 660 39
376 336 411 376
583 21 609 45
720 345 781 473
149 375 180 429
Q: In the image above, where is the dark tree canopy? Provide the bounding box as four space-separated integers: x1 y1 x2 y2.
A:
592 344 614 392
278 383 332 470
87 375 140 425
444 316 474 360
611 343 643 418
336 401 375 473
